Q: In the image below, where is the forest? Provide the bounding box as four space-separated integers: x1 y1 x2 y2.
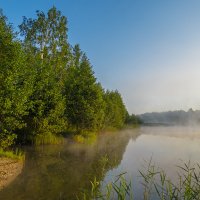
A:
0 7 139 149
139 108 200 125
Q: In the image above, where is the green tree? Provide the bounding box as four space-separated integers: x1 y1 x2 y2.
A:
19 7 69 142
0 11 33 148
0 6 133 147
65 45 105 132
19 6 69 61
125 113 141 126
103 90 127 129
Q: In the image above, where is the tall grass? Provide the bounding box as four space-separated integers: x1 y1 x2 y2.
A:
33 132 64 145
81 160 200 200
139 160 200 200
78 173 133 200
0 148 24 160
73 131 97 144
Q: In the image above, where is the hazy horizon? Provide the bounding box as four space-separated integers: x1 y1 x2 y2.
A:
1 0 200 114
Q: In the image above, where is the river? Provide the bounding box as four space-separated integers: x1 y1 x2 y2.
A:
1 126 200 199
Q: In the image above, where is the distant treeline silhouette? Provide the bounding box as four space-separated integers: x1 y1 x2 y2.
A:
139 108 200 125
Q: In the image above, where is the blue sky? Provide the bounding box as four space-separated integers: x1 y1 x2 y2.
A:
1 0 200 114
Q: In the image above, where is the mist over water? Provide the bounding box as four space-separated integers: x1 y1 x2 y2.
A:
103 126 200 199
1 127 200 199
139 109 200 126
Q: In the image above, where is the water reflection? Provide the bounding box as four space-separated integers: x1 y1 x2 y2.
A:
103 126 200 199
2 126 200 200
0 129 139 200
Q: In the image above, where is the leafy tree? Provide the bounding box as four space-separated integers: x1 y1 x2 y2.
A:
103 90 127 129
19 6 69 61
65 45 105 132
125 113 141 126
0 11 33 148
0 6 132 147
19 7 69 142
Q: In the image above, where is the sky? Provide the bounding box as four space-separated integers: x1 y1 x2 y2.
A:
1 0 200 114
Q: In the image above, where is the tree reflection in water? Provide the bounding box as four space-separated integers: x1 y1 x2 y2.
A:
0 129 140 200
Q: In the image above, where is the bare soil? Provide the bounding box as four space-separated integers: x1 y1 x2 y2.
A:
0 158 23 190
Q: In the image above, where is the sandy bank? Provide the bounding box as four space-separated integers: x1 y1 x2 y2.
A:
0 158 23 190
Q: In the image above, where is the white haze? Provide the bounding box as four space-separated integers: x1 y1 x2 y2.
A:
120 62 200 114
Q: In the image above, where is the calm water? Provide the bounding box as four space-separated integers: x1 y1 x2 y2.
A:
1 126 200 199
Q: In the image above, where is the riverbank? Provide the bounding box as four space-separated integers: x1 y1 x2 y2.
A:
0 158 23 190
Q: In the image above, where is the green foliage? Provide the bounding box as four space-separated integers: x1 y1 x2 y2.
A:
19 6 69 143
0 7 133 148
79 173 133 200
0 133 17 150
139 161 200 200
73 131 97 144
103 90 127 129
125 113 142 126
65 45 105 132
33 132 64 145
0 148 24 160
19 6 69 63
84 161 200 200
0 10 33 148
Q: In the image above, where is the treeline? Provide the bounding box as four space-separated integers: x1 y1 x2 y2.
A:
0 7 138 148
139 108 200 125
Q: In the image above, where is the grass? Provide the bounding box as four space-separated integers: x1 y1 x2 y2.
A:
78 173 133 200
80 160 200 200
33 132 64 145
0 148 24 160
73 131 97 144
138 160 200 200
102 127 119 132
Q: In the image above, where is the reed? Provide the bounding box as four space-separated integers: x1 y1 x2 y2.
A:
81 160 200 200
73 131 97 144
0 148 24 160
33 132 64 145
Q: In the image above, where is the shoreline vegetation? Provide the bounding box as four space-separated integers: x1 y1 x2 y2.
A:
82 161 200 200
1 5 200 200
0 6 140 150
0 6 141 192
0 148 24 160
